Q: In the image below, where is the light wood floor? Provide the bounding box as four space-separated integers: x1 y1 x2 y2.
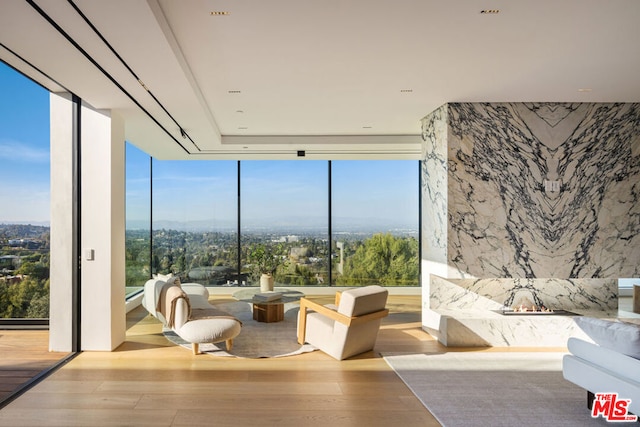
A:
0 330 69 403
0 294 577 427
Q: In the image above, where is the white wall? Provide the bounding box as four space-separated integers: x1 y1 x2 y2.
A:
49 93 75 352
80 103 126 351
49 94 126 352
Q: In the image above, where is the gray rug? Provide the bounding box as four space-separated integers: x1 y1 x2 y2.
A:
383 351 638 427
164 301 317 358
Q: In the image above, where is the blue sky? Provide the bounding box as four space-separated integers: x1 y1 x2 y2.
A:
1 61 418 231
140 158 418 231
0 62 50 224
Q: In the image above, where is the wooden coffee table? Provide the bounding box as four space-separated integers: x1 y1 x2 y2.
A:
232 288 305 323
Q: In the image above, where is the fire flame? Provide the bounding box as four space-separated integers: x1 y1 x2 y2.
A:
512 304 553 313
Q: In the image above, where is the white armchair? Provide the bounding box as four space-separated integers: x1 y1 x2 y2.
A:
297 285 389 360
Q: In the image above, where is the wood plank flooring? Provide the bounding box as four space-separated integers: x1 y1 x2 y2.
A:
0 330 69 402
0 294 576 427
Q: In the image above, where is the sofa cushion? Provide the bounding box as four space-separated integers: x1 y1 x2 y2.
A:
142 279 165 318
182 285 210 310
574 317 640 359
567 337 640 384
178 317 242 343
338 285 388 317
153 273 181 286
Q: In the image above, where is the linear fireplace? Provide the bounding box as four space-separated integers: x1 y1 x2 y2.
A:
493 309 580 316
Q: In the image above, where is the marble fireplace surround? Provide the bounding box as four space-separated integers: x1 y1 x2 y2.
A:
423 275 618 347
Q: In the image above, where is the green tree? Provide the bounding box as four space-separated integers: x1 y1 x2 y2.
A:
26 289 49 318
0 277 49 318
337 233 418 287
16 261 49 281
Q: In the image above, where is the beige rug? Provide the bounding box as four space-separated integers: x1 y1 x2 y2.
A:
383 351 638 427
164 301 317 358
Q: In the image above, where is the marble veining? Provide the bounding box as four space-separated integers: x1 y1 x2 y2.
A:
420 103 639 346
425 275 620 347
429 275 617 311
421 105 449 265
422 102 640 279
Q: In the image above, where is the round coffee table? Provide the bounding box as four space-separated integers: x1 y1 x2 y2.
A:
232 288 305 323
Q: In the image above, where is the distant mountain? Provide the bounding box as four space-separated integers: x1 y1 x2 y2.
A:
128 215 417 236
0 221 50 227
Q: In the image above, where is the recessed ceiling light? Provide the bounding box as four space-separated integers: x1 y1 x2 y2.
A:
228 90 241 94
210 11 230 16
578 88 593 92
480 9 500 14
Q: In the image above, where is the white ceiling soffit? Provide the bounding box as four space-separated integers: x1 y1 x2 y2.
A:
1 0 640 159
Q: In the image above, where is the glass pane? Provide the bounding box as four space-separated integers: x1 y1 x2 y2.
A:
332 161 419 287
152 160 238 286
125 143 151 296
0 62 51 318
241 161 328 287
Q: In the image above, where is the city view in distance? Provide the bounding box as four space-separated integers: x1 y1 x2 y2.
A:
125 162 419 289
126 151 420 289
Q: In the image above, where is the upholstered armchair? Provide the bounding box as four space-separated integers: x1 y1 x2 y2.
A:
297 285 389 360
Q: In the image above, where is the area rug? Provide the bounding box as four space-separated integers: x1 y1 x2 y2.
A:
383 351 638 427
163 301 317 358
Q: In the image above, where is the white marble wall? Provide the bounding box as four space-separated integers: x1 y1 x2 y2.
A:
430 276 618 311
421 105 449 267
420 102 640 346
422 102 640 280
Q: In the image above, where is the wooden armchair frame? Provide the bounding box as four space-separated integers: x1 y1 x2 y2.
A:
297 292 389 345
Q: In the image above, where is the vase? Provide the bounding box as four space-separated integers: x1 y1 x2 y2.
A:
260 273 274 292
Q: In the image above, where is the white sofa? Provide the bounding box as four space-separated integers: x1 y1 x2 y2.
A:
142 278 242 354
562 317 640 416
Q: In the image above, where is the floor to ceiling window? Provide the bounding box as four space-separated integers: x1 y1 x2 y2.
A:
331 161 419 287
124 155 419 289
151 159 238 286
241 161 329 286
0 62 51 319
125 142 151 296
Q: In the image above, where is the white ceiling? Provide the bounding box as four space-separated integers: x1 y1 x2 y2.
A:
1 0 639 159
